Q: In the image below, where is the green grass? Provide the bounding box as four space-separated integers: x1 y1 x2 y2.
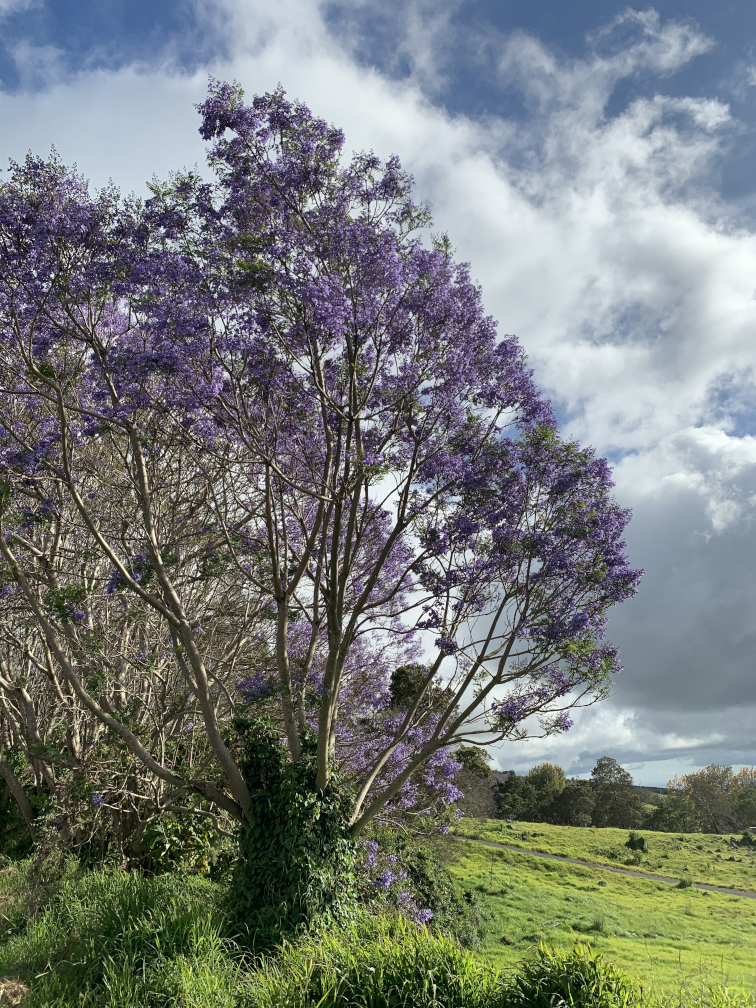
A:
455 819 756 892
248 915 505 1007
447 830 756 999
0 860 241 1007
2 848 755 1006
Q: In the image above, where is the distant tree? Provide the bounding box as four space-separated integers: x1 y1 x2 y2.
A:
455 746 493 780
547 779 595 826
731 768 756 831
454 746 495 817
646 791 699 833
589 757 644 828
493 762 566 821
527 763 567 804
668 765 739 834
493 772 538 820
635 786 664 808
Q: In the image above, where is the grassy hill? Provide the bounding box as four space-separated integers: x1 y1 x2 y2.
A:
455 819 756 891
449 819 756 997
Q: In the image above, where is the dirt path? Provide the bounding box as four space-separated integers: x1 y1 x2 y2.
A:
457 835 756 900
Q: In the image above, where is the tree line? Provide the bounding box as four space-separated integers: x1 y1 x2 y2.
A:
454 752 756 835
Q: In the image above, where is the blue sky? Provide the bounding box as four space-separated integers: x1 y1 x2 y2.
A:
2 0 756 786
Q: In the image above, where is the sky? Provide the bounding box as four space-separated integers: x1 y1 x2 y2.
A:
1 0 756 786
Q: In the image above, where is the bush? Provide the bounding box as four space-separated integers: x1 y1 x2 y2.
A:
505 944 646 1007
249 914 502 1008
625 831 647 853
364 829 486 948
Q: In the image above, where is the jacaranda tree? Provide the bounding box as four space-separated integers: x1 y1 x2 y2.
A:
0 82 641 935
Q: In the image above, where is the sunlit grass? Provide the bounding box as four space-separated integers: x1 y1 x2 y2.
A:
2 849 755 1006
454 818 756 892
448 833 756 998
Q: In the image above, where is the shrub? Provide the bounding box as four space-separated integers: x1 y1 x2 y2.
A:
363 829 486 948
504 943 646 1007
247 914 502 1008
625 831 647 853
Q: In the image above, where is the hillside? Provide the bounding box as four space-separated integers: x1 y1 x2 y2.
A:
449 820 756 995
455 819 756 891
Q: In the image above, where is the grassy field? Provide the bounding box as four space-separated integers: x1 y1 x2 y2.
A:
447 822 756 998
3 826 756 1005
455 819 756 892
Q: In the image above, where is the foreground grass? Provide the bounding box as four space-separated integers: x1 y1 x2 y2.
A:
1 853 754 1007
448 833 756 998
454 820 756 893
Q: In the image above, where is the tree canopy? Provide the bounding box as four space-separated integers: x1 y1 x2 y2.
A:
0 84 641 883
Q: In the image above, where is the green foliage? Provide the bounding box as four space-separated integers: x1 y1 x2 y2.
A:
1 850 755 1008
550 780 596 827
495 758 647 830
232 717 358 948
590 759 645 829
455 746 493 779
495 767 597 827
625 831 647 853
366 830 486 948
527 762 567 798
141 811 236 878
494 771 540 820
0 863 238 1008
495 764 565 822
248 914 502 1008
506 944 645 1007
647 791 700 833
388 663 450 712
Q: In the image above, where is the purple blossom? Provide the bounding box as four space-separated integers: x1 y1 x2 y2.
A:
91 793 103 807
434 637 458 655
397 890 433 926
372 865 408 889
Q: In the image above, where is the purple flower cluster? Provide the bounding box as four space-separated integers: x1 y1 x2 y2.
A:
397 891 433 926
361 841 432 926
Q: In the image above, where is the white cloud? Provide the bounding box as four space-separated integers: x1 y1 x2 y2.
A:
0 0 38 17
2 0 756 773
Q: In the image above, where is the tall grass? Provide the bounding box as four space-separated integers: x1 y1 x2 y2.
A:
248 914 502 1007
0 863 240 1007
1 862 754 1007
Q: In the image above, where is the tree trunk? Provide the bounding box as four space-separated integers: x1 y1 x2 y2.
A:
0 759 36 842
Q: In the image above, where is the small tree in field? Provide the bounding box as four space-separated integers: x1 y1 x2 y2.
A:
0 83 641 934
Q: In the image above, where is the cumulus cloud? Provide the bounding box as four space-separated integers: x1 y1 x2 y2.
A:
1 0 755 781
